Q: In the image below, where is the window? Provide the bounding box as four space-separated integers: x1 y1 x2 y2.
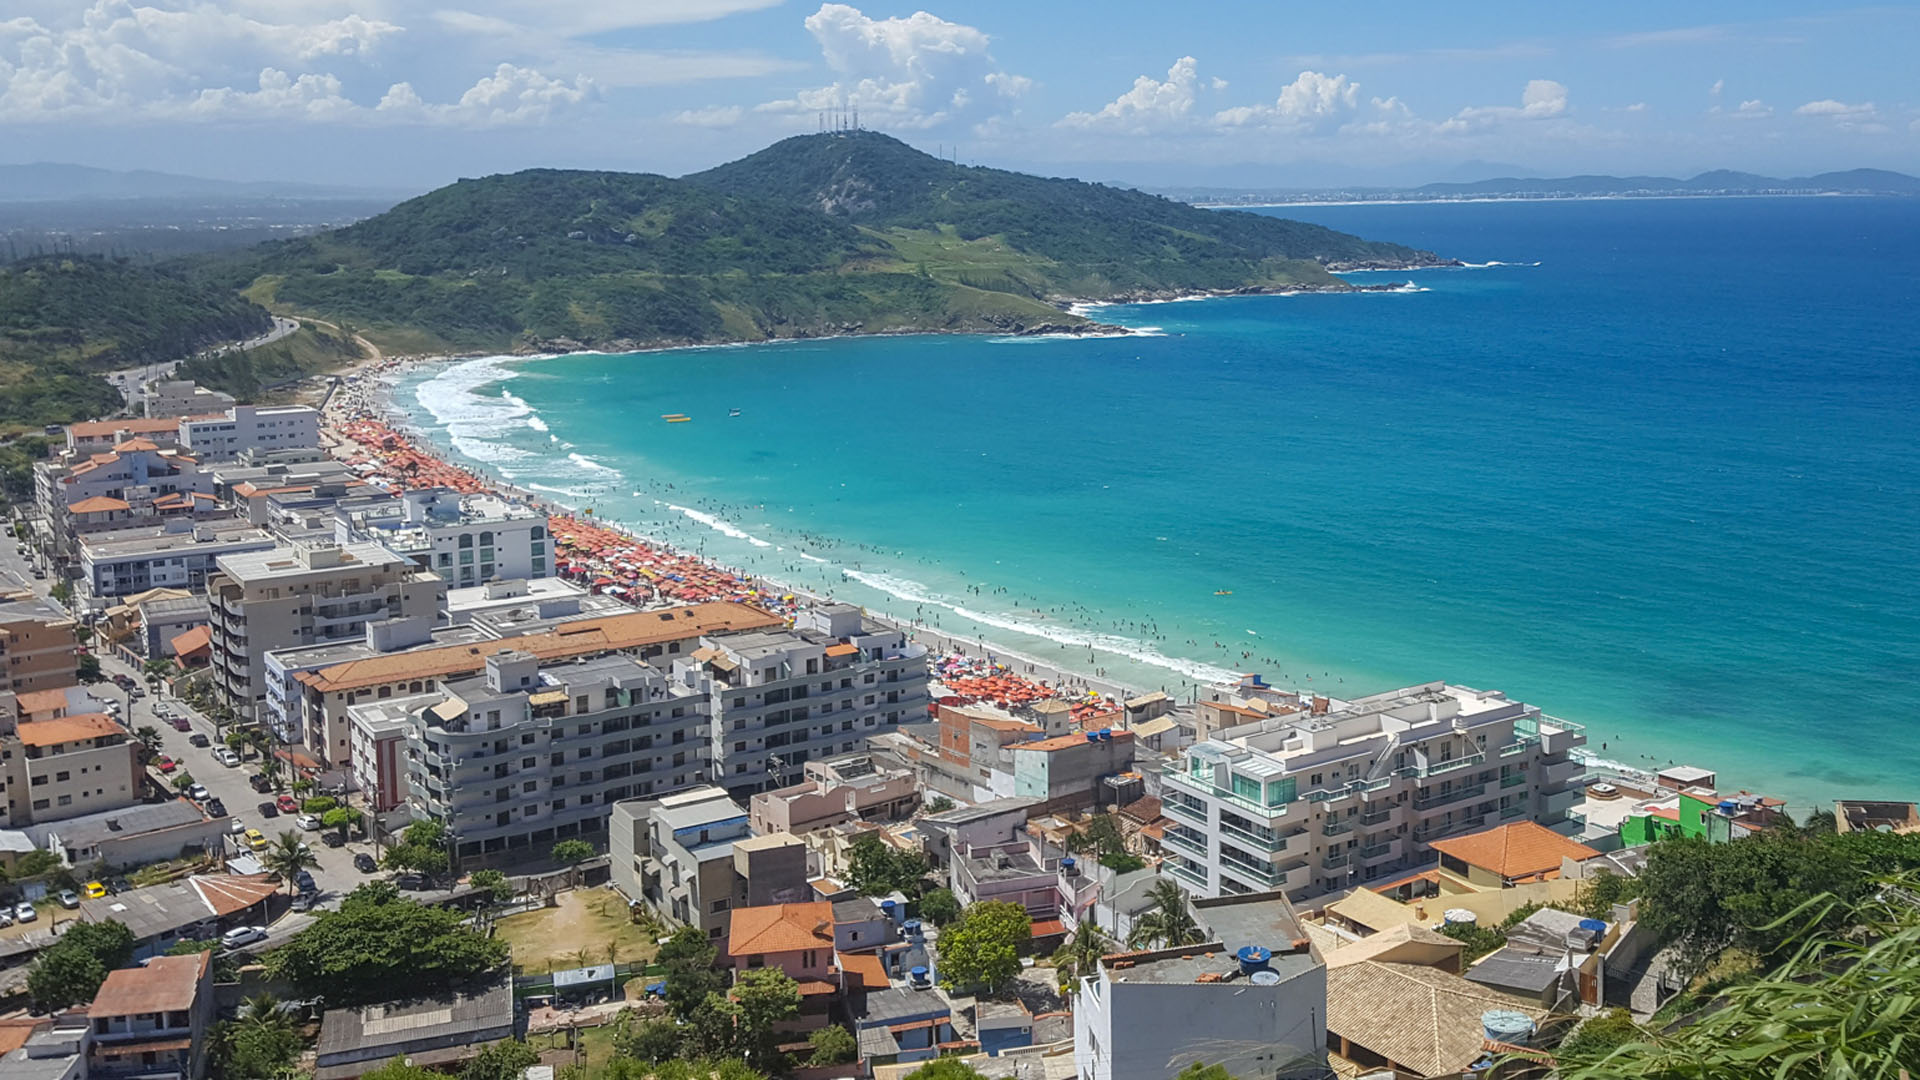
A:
532 525 546 540
523 781 538 792
459 535 473 549
1266 778 1297 806
1231 773 1261 803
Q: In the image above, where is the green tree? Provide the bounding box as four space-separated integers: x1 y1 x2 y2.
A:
1127 879 1204 949
459 1040 540 1080
133 725 163 761
263 831 319 895
1172 1065 1239 1080
1798 808 1838 835
1438 920 1507 963
76 653 100 682
937 900 1031 993
167 938 242 982
469 869 512 902
658 926 727 1022
806 1025 857 1066
902 1060 989 1080
214 996 302 1080
14 849 61 878
926 796 955 814
1557 1008 1642 1060
846 833 930 897
1051 915 1112 995
383 819 453 879
323 806 363 841
704 967 800 1069
612 1012 684 1064
269 881 508 1005
358 1059 445 1080
27 920 136 1009
918 887 961 927
552 838 595 887
302 796 338 814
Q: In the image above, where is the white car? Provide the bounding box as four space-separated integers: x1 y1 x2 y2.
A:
228 818 249 835
295 814 323 831
13 903 36 923
221 925 268 950
213 748 241 768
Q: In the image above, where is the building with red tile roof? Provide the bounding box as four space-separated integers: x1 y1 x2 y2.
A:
1429 821 1601 887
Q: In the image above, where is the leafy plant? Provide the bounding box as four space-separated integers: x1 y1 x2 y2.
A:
806 1025 857 1066
269 881 508 1005
937 900 1031 993
1127 879 1204 949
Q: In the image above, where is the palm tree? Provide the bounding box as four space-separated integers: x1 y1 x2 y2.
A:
1051 915 1113 995
133 726 163 762
263 832 318 896
1127 879 1205 949
240 992 281 1026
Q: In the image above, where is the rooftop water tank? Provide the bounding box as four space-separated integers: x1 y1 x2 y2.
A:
1482 1009 1536 1046
1578 918 1607 935
1085 731 1099 743
1249 970 1282 986
1236 945 1272 975
909 965 931 990
1444 909 1478 925
903 919 924 940
1060 856 1078 872
1099 728 1113 741
881 899 897 913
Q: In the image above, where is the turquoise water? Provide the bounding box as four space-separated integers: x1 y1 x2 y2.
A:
396 196 1920 812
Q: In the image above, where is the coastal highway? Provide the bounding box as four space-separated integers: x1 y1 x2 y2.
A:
102 315 299 410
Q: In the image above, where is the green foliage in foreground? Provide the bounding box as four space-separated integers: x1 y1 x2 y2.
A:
936 900 1031 992
1554 878 1920 1080
175 322 362 399
269 880 508 1004
27 920 136 1010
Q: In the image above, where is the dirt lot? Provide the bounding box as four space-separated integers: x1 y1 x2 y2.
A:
496 887 661 974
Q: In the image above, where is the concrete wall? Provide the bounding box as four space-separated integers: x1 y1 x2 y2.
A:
1076 966 1328 1080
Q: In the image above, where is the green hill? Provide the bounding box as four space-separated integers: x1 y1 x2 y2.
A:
188 133 1442 354
0 255 270 429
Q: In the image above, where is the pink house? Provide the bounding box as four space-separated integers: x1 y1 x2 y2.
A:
726 901 840 1030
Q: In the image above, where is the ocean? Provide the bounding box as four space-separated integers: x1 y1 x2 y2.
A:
394 195 1920 812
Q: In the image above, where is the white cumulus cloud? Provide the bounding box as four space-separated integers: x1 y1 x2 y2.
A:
1060 56 1206 131
1213 70 1360 131
1733 99 1771 118
758 3 1029 130
671 104 744 127
378 63 595 125
1438 78 1568 132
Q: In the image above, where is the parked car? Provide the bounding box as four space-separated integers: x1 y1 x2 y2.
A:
213 748 241 768
295 814 322 831
187 784 211 802
169 716 191 732
189 733 211 748
112 674 135 690
245 829 267 852
353 853 377 873
155 756 177 773
14 903 35 923
55 890 78 909
82 881 107 899
204 798 226 818
228 819 249 835
257 801 279 819
130 686 145 699
294 870 317 893
221 925 267 950
392 873 425 891
0 910 13 928
321 830 345 848
276 795 299 814
248 773 272 792
291 892 318 913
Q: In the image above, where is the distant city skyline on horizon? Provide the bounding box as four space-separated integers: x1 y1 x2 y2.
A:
3 2 1916 190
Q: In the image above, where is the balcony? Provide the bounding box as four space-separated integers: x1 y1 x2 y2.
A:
1500 804 1527 820
1166 859 1210 891
1164 767 1274 817
1360 806 1397 827
1220 819 1297 853
1358 841 1397 862
1163 825 1209 859
1219 857 1285 888
1406 751 1486 779
1413 783 1487 812
1322 851 1349 870
1544 759 1586 788
1322 818 1355 837
1500 772 1528 789
1544 787 1582 817
1498 736 1539 758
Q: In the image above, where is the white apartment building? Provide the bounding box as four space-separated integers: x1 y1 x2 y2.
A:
671 603 930 796
178 405 320 460
340 489 551 586
143 380 235 419
609 786 811 941
1074 891 1328 1080
1158 681 1588 903
405 649 711 865
78 523 278 603
207 542 445 723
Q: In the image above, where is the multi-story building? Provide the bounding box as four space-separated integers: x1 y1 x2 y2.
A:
273 602 779 767
673 604 931 796
78 522 278 603
341 489 552 586
85 951 215 1080
6 713 142 825
0 603 80 696
1074 892 1327 1080
61 417 184 457
177 404 319 460
1157 681 1588 903
143 380 235 419
405 650 711 865
207 542 445 724
1011 729 1136 810
35 439 215 556
748 752 921 835
610 786 811 941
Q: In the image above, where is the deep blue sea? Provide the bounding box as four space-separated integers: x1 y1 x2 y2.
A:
396 196 1920 812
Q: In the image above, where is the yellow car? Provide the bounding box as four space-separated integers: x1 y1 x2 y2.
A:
245 829 267 852
82 881 107 900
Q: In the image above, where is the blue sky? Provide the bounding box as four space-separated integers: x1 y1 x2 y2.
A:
3 1 1915 189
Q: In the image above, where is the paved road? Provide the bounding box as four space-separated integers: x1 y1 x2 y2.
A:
103 316 300 410
0 537 377 919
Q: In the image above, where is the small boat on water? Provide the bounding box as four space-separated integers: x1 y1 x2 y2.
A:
667 417 691 424
1214 590 1233 596
661 412 688 420
728 408 741 417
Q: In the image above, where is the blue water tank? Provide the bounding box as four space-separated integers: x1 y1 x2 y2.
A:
1060 856 1077 869
903 919 924 939
1236 945 1271 974
1099 728 1113 741
881 899 897 913
1482 1009 1536 1046
1084 731 1099 743
1578 918 1607 934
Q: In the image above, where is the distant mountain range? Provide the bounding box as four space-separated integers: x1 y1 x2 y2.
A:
0 163 399 203
1168 168 1920 206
